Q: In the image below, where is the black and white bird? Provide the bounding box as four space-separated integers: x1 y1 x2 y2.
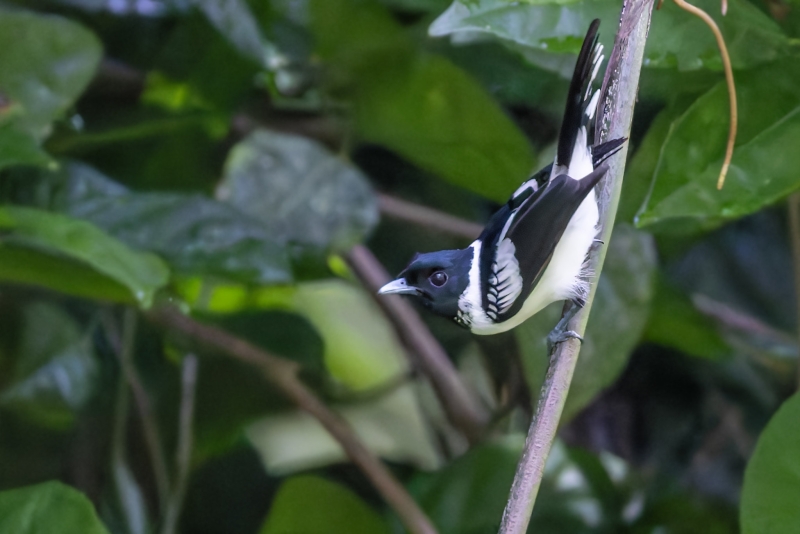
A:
378 20 624 339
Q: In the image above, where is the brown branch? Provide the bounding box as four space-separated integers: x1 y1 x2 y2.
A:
161 354 198 534
499 1 654 532
346 244 490 444
377 193 483 240
148 306 437 534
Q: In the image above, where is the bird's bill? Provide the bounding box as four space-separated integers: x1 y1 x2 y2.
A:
377 278 418 295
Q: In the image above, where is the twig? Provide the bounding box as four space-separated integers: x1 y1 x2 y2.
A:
160 354 199 534
104 308 171 509
668 0 737 190
377 193 484 240
498 2 654 533
346 244 490 444
787 193 800 389
148 306 438 534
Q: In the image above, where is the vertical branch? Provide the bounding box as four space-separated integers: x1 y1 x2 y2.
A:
161 354 199 534
788 193 800 389
498 2 654 533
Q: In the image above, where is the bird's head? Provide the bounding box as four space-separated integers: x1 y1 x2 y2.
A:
378 248 472 319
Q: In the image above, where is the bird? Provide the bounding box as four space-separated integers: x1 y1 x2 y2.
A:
378 19 625 343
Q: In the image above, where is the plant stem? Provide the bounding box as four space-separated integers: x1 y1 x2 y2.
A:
497 2 654 532
148 306 438 534
377 193 483 240
347 244 490 444
161 354 199 534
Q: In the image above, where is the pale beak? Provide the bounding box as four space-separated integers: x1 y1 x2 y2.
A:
378 278 418 296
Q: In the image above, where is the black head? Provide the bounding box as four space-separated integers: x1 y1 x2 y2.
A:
378 248 473 319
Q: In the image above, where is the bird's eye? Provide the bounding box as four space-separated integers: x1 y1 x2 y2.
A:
429 271 448 287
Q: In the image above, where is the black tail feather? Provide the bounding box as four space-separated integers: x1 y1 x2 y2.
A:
591 138 627 166
556 19 601 170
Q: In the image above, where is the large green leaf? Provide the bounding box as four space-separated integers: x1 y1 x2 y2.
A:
0 302 97 429
516 225 656 421
34 162 292 286
247 383 440 474
635 61 800 232
0 481 110 534
430 0 791 71
741 393 800 534
218 129 378 253
0 206 169 307
310 0 535 202
0 9 101 140
261 475 391 534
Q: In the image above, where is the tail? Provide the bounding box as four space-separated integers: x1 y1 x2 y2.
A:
553 19 604 176
591 138 627 166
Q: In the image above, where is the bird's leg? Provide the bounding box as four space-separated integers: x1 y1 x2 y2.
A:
546 302 583 355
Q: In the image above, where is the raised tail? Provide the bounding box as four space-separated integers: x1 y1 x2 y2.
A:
553 19 604 176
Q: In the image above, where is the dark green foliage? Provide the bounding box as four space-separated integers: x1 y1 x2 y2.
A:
0 0 798 532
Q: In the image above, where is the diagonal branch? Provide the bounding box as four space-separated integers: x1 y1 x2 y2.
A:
498 1 654 532
347 244 490 444
377 193 484 240
148 306 437 534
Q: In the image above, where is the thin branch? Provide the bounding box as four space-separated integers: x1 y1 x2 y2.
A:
787 193 800 389
161 354 199 534
347 244 490 444
377 193 484 240
104 308 171 509
148 306 438 534
670 0 737 190
498 2 654 532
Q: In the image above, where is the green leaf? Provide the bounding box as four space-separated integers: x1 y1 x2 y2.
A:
0 8 101 140
260 475 391 534
642 278 729 359
646 0 791 71
408 437 522 534
0 481 110 534
218 129 378 253
741 392 800 534
635 61 800 232
0 206 169 307
0 125 55 172
516 225 656 421
310 0 535 202
196 0 268 65
247 383 441 474
430 0 791 71
0 302 97 429
292 279 408 391
354 54 537 202
46 162 292 286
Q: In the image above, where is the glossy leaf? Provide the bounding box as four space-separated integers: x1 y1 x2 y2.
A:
0 8 101 140
218 129 378 253
0 125 54 172
516 225 656 421
0 302 96 428
247 384 441 474
635 61 800 232
430 0 791 71
310 0 535 202
0 206 169 307
292 279 408 391
261 475 391 534
196 0 267 65
741 393 800 534
0 481 110 534
47 162 292 286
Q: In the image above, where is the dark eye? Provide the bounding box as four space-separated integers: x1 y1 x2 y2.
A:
429 271 448 287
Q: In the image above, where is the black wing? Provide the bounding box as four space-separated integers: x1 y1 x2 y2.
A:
496 164 609 320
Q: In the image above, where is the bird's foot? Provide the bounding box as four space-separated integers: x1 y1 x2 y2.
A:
546 304 583 355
